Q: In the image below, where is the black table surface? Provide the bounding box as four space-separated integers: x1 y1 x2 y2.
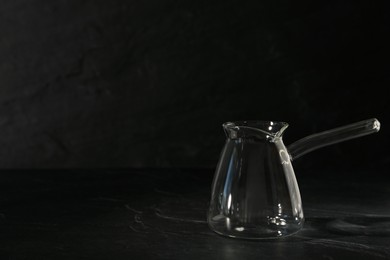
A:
0 169 389 259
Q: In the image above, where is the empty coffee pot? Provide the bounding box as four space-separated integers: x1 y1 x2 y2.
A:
208 118 380 239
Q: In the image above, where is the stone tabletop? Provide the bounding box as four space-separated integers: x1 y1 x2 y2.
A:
0 169 389 259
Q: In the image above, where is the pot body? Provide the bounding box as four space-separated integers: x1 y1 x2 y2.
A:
207 135 304 239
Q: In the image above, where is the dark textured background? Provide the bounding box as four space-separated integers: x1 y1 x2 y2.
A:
0 0 389 171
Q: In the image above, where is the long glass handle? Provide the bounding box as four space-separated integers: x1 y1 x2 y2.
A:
288 118 380 161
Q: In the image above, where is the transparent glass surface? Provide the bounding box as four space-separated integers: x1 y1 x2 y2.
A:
208 119 380 239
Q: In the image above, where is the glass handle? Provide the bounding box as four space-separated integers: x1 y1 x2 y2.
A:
288 118 381 161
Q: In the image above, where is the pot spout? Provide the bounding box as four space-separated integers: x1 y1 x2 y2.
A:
223 121 289 140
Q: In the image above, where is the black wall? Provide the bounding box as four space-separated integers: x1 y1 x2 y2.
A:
0 0 388 172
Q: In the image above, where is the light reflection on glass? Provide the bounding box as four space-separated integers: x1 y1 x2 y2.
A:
226 217 231 230
235 227 244 232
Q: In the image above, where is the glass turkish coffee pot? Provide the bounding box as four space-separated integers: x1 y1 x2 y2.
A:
208 118 380 239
